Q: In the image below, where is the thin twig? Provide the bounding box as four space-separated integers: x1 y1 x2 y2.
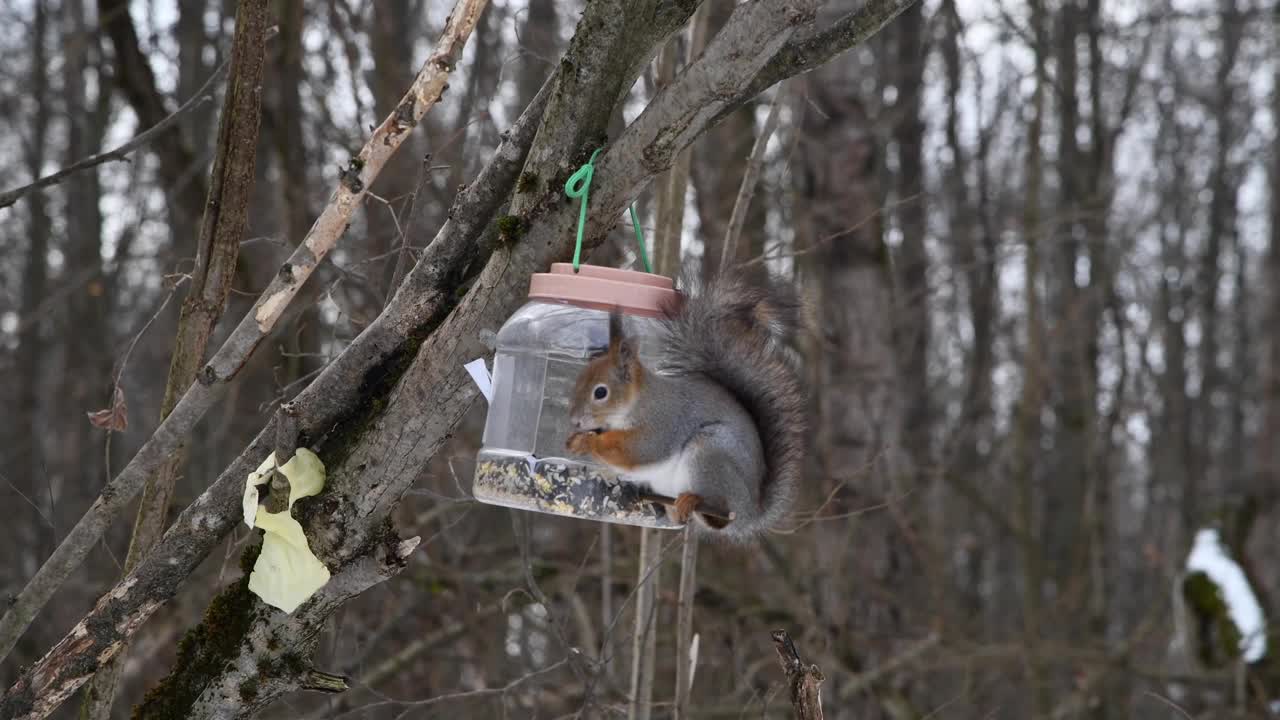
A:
673 527 699 719
0 58 232 210
329 658 570 720
628 527 662 720
721 80 790 269
635 492 733 523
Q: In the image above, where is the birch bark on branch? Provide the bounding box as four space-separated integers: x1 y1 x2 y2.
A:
79 3 270 718
0 0 488 672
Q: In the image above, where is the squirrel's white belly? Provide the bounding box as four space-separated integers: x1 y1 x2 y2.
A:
623 452 695 499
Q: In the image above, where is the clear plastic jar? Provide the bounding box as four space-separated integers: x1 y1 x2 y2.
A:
473 264 684 529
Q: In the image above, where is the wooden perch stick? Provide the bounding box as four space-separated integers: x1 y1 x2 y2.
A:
636 492 734 525
772 630 825 720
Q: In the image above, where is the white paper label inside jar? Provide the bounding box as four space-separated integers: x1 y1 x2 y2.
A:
464 358 493 403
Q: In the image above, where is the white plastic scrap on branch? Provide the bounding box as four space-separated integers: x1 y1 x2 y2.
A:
1185 527 1268 663
464 358 494 403
242 449 330 613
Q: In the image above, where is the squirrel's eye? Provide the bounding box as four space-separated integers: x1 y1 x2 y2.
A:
593 385 608 401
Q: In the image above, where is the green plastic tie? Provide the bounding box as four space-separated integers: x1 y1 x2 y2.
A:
629 203 652 273
563 147 652 273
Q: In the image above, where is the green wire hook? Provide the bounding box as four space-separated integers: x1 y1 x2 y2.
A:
563 147 652 273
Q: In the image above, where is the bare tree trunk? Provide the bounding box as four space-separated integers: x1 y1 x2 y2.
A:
628 528 661 720
937 0 998 623
98 0 210 233
271 0 312 264
444 2 502 205
57 0 113 697
672 530 697 719
1014 2 1050 713
1263 0 1280 503
799 28 906 713
79 3 270 716
1080 1 1123 713
695 0 763 277
368 0 419 298
650 40 685 277
1149 36 1195 563
1191 0 1243 520
721 83 787 270
890 0 931 495
178 0 212 145
12 2 52 645
513 0 558 113
1044 0 1098 597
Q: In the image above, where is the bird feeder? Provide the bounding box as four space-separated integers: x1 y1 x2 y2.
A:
472 263 687 529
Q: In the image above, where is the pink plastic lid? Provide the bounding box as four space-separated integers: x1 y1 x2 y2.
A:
528 263 678 317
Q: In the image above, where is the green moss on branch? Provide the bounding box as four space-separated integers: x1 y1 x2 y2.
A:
132 544 262 719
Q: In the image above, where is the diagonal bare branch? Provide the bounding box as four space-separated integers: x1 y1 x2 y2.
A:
0 58 232 210
0 37 552 720
715 0 920 126
0 0 488 671
78 2 272 717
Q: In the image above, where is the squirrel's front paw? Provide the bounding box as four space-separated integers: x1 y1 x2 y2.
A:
671 492 702 524
566 431 595 456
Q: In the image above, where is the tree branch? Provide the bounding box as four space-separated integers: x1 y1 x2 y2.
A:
79 3 271 717
0 58 232 210
715 0 920 126
673 529 699 719
97 0 211 227
771 630 825 720
0 0 487 674
721 80 790 269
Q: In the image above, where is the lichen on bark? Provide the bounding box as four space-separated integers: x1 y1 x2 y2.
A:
132 543 262 719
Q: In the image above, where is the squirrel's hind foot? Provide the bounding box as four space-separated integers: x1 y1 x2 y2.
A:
668 492 734 530
669 492 701 524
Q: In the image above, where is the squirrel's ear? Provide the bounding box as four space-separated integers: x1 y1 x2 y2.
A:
608 307 625 349
608 308 638 382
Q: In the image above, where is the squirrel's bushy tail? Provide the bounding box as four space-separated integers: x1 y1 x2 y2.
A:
658 267 807 540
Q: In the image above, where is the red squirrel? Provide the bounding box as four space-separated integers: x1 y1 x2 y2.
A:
565 270 805 541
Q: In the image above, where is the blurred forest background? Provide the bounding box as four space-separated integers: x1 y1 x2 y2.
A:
1 0 1279 718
